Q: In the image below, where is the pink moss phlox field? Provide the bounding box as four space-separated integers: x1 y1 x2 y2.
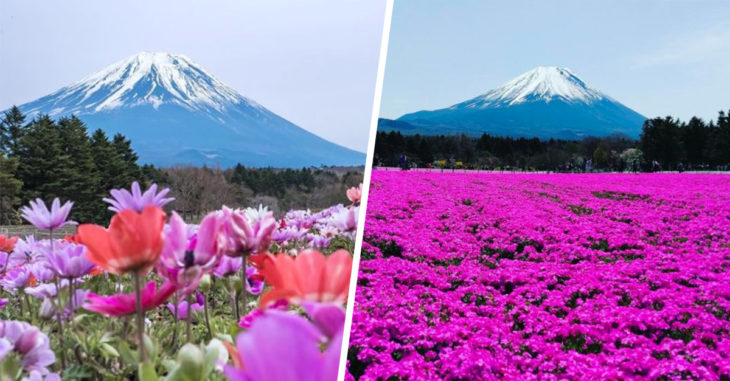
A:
348 171 730 380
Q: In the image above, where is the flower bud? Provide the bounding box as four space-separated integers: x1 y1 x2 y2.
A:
200 274 212 292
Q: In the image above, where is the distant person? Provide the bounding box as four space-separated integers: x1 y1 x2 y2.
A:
678 162 685 173
632 160 639 174
398 154 409 170
652 160 661 172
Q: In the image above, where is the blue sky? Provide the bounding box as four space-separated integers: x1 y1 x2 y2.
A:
0 0 386 152
380 0 730 123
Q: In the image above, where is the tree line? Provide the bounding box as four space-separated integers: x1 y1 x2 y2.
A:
0 107 361 225
374 109 730 172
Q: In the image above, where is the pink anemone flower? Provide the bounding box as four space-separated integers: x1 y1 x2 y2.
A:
83 281 175 317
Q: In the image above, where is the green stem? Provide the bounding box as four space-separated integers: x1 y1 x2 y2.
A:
53 279 67 370
23 291 32 324
186 293 192 342
203 293 212 340
67 279 74 315
240 254 248 315
171 292 178 348
232 283 240 322
18 292 23 318
134 271 146 363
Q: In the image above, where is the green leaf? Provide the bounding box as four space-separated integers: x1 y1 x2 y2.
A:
100 342 120 358
139 362 159 381
118 341 138 366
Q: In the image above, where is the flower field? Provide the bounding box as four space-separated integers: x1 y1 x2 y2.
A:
348 171 730 380
0 181 361 380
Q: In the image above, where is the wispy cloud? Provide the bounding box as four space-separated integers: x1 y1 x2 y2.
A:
634 24 730 68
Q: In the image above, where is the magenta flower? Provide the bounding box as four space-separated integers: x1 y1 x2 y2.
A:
0 298 6 309
83 281 175 317
103 181 175 213
43 242 94 279
0 320 56 374
20 198 75 231
237 299 289 329
227 206 277 256
301 302 346 341
224 310 342 381
159 211 221 293
166 293 204 320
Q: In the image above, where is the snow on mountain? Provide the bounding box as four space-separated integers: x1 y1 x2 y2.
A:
388 66 646 139
458 66 604 108
22 52 261 117
13 52 364 168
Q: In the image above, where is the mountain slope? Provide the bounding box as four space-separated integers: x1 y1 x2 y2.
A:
387 66 646 139
13 52 364 167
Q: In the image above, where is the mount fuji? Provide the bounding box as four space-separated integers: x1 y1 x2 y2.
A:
11 52 365 167
382 66 646 139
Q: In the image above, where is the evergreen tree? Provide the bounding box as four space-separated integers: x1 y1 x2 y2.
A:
90 129 128 221
112 133 142 186
0 156 23 224
639 117 682 169
16 115 73 202
681 117 707 166
711 110 730 165
1 106 27 156
57 116 104 222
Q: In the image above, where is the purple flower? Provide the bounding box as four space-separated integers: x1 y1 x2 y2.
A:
103 181 174 213
158 212 221 293
306 234 331 249
166 293 204 320
36 288 89 319
0 320 56 374
28 262 54 283
1 266 32 291
329 206 358 233
25 283 61 299
8 236 43 268
224 310 341 381
0 251 8 273
44 242 94 279
211 257 262 293
20 198 75 231
272 227 307 245
212 255 242 278
246 266 264 295
227 206 277 256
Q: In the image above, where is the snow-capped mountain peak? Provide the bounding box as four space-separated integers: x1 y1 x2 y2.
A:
459 66 605 108
10 51 365 167
22 52 259 116
395 66 646 140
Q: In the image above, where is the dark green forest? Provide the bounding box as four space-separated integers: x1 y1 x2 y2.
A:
375 109 730 171
0 107 362 225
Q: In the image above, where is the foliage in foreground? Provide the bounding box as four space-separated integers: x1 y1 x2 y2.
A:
0 181 362 380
